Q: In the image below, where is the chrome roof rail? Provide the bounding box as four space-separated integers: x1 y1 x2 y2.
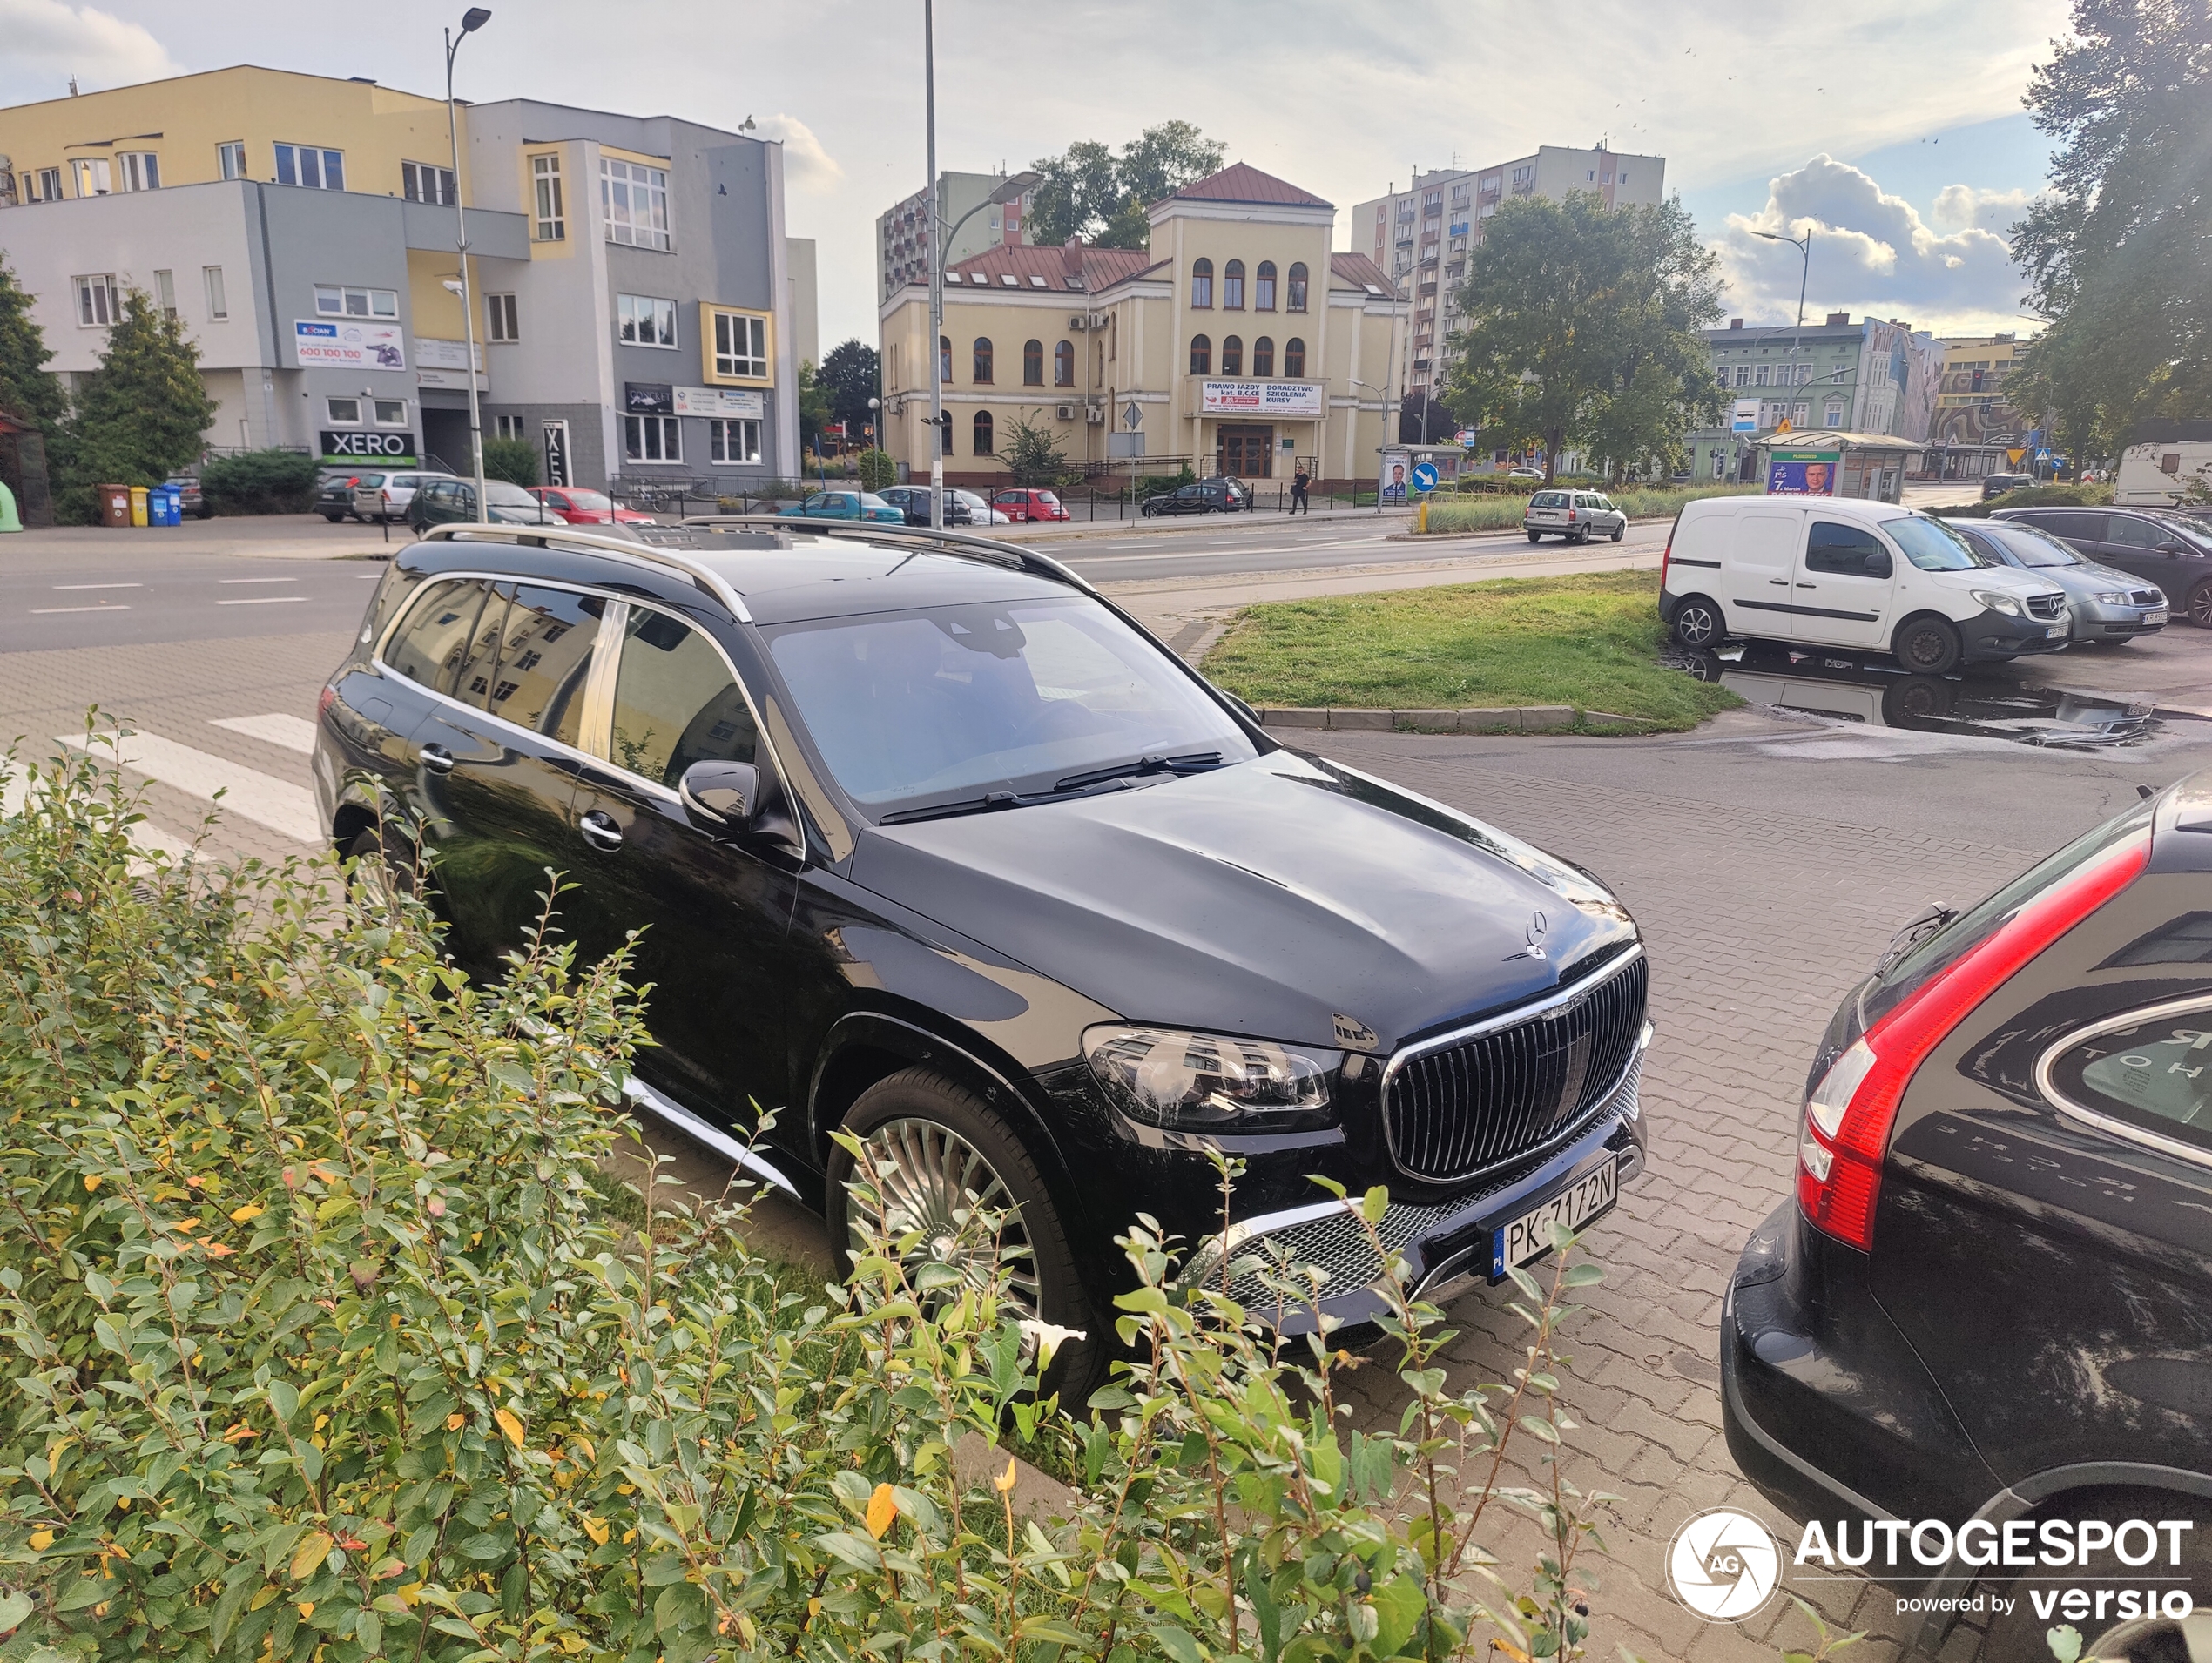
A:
415 521 752 622
677 515 1097 594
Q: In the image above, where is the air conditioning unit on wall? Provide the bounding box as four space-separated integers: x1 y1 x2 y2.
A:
1055 404 1079 421
1068 315 1089 331
1084 405 1105 424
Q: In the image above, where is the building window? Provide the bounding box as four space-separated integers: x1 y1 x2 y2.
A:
327 397 362 425
1054 340 1074 386
152 269 176 320
973 410 995 455
27 167 62 203
709 418 761 464
531 154 565 240
1253 336 1274 377
601 157 671 250
624 414 682 462
1753 364 1770 387
1716 365 1730 388
71 158 111 197
375 399 409 427
72 274 120 327
1734 365 1752 387
1791 401 1811 425
117 151 159 192
939 335 951 382
1022 339 1043 385
275 144 345 191
1223 259 1244 309
486 293 519 343
711 309 769 379
1284 338 1305 377
1221 335 1243 376
218 141 246 181
495 415 526 441
972 337 993 383
1285 262 1308 311
204 266 228 320
1190 334 1211 375
315 285 399 319
1711 449 1727 480
1254 261 1277 310
1190 258 1213 308
617 293 677 347
402 161 457 205
1824 400 1844 426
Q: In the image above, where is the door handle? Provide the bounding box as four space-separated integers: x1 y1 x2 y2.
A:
1768 578 1789 586
578 811 624 852
1797 582 1817 589
420 743 454 775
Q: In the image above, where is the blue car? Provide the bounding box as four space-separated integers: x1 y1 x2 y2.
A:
777 489 905 525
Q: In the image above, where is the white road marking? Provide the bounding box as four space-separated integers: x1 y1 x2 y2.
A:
52 582 144 590
30 604 131 614
57 731 320 844
215 596 307 606
210 713 319 754
218 576 298 585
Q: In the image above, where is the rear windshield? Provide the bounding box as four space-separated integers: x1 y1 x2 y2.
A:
1883 515 1986 571
1866 799 2153 1026
1531 491 1566 508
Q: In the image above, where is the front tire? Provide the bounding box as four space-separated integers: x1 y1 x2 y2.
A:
1893 614 1963 676
1670 594 1726 648
1610 523 1625 542
825 1067 1103 1401
2188 581 2212 628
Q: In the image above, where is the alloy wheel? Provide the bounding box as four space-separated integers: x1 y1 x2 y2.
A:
2190 584 2212 628
846 1116 1040 1318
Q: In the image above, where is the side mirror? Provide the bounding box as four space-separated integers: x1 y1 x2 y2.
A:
2159 542 2188 556
678 759 759 833
1862 550 1892 578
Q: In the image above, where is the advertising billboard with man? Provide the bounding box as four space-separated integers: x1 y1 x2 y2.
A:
1767 449 1841 495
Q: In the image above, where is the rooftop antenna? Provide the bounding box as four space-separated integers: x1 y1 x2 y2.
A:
68 77 79 96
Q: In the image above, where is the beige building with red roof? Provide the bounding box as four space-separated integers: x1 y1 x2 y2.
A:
878 163 1408 488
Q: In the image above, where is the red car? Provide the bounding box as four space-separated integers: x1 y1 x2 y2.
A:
991 487 1070 522
526 487 655 526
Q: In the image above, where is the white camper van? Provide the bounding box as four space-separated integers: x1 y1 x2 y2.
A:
2115 438 2212 508
1659 496 2070 675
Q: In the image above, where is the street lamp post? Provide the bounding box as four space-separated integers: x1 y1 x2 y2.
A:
1754 226 1812 366
1349 377 1393 512
444 7 492 522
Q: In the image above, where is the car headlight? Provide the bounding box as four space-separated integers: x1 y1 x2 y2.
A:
1971 589 2024 616
2095 591 2128 606
1082 1025 1338 1129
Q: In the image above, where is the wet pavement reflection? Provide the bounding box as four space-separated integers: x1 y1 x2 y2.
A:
1665 643 2165 748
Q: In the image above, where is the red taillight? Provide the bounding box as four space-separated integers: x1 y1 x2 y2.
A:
1568 508 1578 521
318 683 337 723
1795 832 2149 1249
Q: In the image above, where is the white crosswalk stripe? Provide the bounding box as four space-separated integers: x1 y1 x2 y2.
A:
57 731 320 844
210 713 320 754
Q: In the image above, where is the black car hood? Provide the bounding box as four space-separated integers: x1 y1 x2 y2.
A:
847 751 1635 1053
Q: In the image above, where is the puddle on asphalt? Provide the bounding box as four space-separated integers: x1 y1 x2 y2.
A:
1663 643 2161 749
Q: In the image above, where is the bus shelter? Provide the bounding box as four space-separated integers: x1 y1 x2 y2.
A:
1753 430 1919 505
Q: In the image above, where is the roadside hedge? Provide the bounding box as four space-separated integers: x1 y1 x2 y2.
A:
0 739 1619 1663
201 451 320 516
1926 481 2114 518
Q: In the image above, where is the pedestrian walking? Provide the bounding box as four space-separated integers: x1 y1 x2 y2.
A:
1291 466 1310 514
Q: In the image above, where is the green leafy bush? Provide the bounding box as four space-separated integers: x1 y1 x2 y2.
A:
0 741 1622 1663
201 450 320 516
481 438 539 488
853 449 896 492
1927 481 2114 518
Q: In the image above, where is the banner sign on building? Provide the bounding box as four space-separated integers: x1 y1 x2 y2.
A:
319 428 416 464
294 320 407 371
542 420 570 488
1765 448 1841 495
672 386 765 418
1201 380 1325 418
624 382 675 415
413 337 483 388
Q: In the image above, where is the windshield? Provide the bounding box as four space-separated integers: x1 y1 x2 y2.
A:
563 488 615 510
1986 522 2080 568
1884 515 1986 571
764 596 1258 816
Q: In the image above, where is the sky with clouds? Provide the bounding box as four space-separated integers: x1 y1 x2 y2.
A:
3 0 2073 347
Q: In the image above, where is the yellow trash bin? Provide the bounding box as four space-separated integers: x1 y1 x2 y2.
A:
129 485 150 527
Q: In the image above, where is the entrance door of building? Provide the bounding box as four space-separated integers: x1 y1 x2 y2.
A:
1217 424 1274 478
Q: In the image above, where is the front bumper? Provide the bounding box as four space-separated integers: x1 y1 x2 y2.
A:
1959 603 2071 661
1175 1031 1651 1332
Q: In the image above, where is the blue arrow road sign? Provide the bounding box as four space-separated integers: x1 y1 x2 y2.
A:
1411 461 1440 493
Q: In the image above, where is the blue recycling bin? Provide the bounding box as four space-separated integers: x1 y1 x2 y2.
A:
149 485 181 526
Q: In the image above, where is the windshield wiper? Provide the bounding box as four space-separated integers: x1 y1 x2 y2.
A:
1052 751 1222 792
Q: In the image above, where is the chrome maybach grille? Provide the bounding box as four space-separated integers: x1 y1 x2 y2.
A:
1384 948 1648 1182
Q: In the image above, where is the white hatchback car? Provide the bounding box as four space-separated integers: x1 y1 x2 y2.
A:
1660 495 2070 675
951 488 1012 526
354 470 456 523
1525 488 1627 543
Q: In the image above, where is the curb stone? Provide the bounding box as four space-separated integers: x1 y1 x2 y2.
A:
1255 704 1593 734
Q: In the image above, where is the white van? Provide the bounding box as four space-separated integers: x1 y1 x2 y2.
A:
2114 439 2212 508
1659 495 2071 674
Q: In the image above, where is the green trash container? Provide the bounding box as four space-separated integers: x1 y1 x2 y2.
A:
0 480 19 534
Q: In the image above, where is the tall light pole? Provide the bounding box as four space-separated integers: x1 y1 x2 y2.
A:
445 7 492 522
924 0 943 529
1754 226 1812 365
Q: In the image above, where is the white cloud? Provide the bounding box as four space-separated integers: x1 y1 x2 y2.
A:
752 114 843 192
0 0 179 104
1715 154 2036 335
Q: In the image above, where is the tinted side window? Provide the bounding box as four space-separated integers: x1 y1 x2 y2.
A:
608 609 757 789
494 586 604 746
2044 995 2212 1164
2107 515 2170 550
1805 520 1890 575
2037 511 2104 542
385 579 493 694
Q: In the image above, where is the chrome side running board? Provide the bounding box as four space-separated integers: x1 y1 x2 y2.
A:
618 1074 801 1200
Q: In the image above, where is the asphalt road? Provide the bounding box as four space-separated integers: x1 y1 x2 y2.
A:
1044 515 1668 583
0 546 388 650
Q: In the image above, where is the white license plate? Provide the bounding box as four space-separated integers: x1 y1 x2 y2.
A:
2145 609 2168 626
2045 623 2067 638
1494 1156 1620 1276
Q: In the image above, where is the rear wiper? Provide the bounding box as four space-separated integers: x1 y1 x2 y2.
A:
1874 902 1959 973
1053 751 1222 792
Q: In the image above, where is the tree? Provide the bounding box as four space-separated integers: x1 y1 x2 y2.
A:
0 256 64 435
2006 0 2212 462
1441 192 1724 482
54 288 217 522
995 411 1071 485
1027 121 1227 249
817 340 880 439
1399 392 1455 444
796 359 833 452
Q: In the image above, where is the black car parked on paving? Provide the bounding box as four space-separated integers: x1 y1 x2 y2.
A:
314 522 1653 1392
1722 778 2212 1660
876 485 972 528
1993 505 2212 625
1142 477 1249 516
